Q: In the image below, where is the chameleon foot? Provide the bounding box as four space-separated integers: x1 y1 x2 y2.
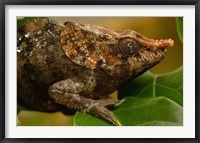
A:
48 79 119 126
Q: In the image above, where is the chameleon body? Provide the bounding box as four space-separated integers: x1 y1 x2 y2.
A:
17 19 174 125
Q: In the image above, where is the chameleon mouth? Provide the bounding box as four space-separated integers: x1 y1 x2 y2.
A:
137 37 173 65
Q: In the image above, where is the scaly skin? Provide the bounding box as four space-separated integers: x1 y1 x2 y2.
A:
17 19 174 125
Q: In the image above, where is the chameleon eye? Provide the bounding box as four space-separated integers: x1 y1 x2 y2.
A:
119 38 141 57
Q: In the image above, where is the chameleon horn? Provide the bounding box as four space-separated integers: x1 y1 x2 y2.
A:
136 35 174 49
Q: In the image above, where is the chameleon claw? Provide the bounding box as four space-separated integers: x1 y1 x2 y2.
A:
86 103 119 126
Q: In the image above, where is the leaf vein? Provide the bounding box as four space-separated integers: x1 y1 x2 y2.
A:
80 114 91 125
136 84 153 97
153 75 158 97
155 83 182 97
137 120 181 126
114 102 152 113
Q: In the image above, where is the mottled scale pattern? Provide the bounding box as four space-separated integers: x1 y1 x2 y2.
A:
61 21 101 69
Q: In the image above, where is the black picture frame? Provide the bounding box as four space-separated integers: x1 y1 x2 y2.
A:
0 0 199 143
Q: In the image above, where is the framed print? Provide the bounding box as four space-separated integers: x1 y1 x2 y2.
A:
0 0 200 143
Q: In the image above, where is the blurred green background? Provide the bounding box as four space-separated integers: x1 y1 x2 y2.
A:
18 17 183 126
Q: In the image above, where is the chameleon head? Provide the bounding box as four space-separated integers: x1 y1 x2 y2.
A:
61 21 174 80
115 31 174 78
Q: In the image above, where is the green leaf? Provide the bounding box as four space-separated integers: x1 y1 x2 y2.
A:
176 17 183 42
118 66 183 106
74 97 183 126
74 112 111 126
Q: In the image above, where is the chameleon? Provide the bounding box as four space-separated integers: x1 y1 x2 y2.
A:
17 18 174 126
